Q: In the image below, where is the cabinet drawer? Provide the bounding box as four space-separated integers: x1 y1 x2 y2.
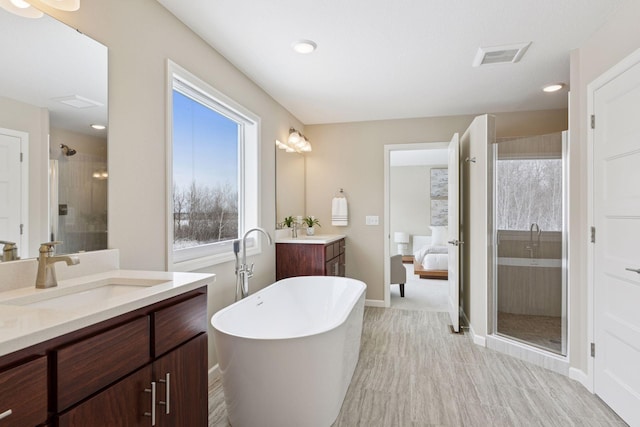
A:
325 243 335 260
0 356 47 426
55 316 150 411
153 293 207 356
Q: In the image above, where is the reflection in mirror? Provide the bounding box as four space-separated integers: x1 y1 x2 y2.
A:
275 145 305 227
0 9 108 259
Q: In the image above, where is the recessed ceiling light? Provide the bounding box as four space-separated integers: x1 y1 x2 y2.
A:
292 40 317 54
90 124 106 130
543 83 565 93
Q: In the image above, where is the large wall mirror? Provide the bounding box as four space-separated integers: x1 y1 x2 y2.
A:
0 9 108 259
275 147 305 226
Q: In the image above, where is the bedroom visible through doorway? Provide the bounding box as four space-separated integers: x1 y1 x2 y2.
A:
386 143 450 311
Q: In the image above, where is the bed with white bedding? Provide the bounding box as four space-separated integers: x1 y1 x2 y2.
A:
412 229 448 280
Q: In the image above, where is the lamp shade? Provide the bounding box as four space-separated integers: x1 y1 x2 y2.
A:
394 232 409 244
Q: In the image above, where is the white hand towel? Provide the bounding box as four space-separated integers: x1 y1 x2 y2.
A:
332 197 348 226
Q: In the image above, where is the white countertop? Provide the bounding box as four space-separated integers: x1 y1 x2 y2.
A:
0 269 215 357
275 234 346 245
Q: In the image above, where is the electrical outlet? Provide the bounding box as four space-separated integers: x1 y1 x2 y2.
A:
365 215 379 225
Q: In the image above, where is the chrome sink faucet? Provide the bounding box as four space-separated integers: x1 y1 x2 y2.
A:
36 241 80 289
233 228 273 300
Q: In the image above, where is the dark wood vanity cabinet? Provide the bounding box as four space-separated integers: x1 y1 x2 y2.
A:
58 334 208 427
276 238 346 280
0 288 208 427
0 356 47 426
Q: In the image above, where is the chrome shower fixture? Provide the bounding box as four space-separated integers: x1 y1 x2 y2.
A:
60 144 77 156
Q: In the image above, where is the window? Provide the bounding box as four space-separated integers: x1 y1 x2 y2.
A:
495 158 563 231
167 61 259 270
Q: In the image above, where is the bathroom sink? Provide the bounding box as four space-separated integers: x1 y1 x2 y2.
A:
2 277 169 310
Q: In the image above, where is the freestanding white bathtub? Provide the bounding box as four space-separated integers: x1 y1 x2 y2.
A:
211 276 367 427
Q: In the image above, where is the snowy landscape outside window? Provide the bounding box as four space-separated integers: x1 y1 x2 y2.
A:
495 158 563 232
169 63 260 267
173 89 239 250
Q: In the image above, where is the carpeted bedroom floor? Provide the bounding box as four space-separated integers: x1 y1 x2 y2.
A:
390 264 449 311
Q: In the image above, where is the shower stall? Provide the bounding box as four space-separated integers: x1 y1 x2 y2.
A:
50 145 108 255
490 131 567 356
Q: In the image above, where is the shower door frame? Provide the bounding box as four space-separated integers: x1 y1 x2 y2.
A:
489 132 569 358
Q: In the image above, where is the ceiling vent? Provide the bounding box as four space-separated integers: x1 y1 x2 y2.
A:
52 95 103 109
472 42 531 67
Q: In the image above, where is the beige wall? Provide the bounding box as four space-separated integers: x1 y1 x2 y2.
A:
0 97 49 258
50 128 107 160
306 109 567 302
43 0 303 368
568 0 640 376
390 165 444 255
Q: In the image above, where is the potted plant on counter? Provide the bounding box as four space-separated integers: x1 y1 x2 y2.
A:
282 216 294 228
303 216 320 236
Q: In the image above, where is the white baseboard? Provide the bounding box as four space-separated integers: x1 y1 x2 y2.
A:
365 299 386 307
208 364 220 383
469 324 486 347
569 367 592 392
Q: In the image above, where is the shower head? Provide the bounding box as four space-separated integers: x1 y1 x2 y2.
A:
60 144 77 156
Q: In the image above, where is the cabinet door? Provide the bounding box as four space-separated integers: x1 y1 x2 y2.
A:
58 365 153 427
154 334 208 427
325 257 339 276
0 356 47 427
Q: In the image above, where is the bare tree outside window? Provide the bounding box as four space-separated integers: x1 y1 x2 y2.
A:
172 90 239 251
495 159 562 231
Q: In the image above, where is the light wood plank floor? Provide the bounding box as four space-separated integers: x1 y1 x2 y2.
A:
208 308 627 426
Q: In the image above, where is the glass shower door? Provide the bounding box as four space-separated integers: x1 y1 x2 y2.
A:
492 132 567 355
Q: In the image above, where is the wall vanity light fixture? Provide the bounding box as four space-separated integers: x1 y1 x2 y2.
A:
0 0 44 18
275 128 312 153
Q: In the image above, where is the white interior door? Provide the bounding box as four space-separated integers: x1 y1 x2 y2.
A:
0 131 23 253
447 133 460 332
593 55 640 426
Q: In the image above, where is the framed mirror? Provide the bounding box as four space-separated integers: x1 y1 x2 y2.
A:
0 8 108 259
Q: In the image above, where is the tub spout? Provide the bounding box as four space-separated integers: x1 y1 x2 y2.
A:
235 227 273 300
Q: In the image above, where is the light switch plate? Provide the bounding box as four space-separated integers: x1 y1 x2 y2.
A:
365 215 379 225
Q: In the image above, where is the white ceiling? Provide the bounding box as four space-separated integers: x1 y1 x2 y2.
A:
157 0 621 125
0 9 107 136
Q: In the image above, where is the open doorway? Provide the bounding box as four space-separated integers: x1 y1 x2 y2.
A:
384 142 450 311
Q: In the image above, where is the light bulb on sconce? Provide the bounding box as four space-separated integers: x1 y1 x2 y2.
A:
275 128 312 153
0 0 44 18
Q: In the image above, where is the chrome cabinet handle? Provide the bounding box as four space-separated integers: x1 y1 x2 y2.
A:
159 373 170 414
626 267 640 274
0 409 12 420
144 382 157 426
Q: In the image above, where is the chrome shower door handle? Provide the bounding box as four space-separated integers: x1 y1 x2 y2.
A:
447 239 464 246
625 267 640 274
